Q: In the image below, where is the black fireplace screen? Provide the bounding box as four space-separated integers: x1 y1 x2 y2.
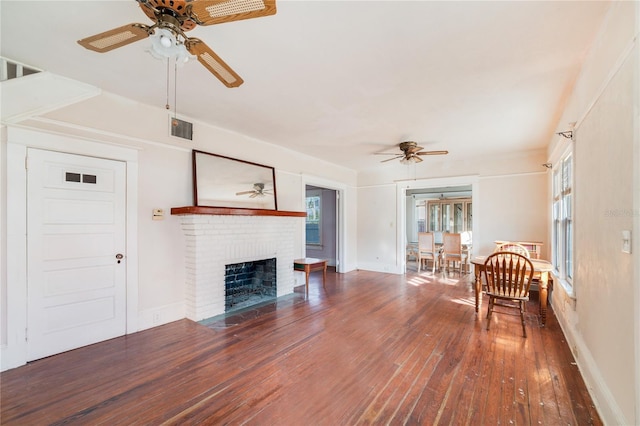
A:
224 258 277 312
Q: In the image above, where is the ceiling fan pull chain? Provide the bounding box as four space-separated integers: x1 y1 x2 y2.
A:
165 58 170 110
174 60 178 121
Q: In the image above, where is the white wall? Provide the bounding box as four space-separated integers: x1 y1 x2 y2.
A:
0 85 358 370
477 172 549 258
547 2 639 424
0 126 6 347
357 184 398 273
136 146 191 320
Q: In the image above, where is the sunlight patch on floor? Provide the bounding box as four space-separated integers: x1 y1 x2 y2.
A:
449 297 475 307
407 275 435 286
439 275 461 286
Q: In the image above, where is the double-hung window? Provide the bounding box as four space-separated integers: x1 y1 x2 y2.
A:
305 194 321 246
553 153 573 291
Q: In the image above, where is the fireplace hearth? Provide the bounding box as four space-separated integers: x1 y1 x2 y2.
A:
225 258 277 313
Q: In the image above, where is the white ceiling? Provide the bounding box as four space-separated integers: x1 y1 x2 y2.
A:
1 1 611 172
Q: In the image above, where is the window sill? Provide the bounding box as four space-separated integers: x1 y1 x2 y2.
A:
551 270 575 300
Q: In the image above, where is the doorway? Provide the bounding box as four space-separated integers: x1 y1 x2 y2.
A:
305 185 338 269
398 178 479 273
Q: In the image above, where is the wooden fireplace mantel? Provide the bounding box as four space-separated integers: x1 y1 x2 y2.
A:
171 206 307 217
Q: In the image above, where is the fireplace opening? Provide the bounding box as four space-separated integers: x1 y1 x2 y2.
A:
225 258 277 313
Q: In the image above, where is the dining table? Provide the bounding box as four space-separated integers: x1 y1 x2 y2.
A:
471 255 554 325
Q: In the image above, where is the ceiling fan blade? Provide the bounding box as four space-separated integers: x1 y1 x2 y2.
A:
236 190 255 195
406 146 424 154
416 150 449 156
78 24 150 53
414 156 424 163
186 38 243 87
374 152 401 156
188 0 277 26
381 155 404 163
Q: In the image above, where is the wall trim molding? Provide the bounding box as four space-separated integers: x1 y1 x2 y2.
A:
478 170 547 180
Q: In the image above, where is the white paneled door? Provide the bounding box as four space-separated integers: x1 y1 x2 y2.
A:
27 149 127 361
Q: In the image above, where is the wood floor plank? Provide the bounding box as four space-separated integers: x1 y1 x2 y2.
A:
1 269 602 425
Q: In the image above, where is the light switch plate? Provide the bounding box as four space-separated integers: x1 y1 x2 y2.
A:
152 208 164 221
622 230 631 254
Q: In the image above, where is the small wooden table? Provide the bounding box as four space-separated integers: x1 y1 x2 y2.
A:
293 258 327 293
471 255 553 325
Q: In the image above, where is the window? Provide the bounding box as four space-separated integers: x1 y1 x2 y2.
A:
416 199 427 233
305 195 321 245
553 153 573 289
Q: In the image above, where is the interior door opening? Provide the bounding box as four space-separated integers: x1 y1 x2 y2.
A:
405 185 473 272
304 185 338 270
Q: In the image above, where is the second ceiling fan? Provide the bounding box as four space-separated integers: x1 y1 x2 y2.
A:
77 0 277 88
377 141 448 164
236 182 272 198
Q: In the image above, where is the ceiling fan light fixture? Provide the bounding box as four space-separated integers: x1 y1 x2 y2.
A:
159 33 173 48
400 156 418 165
147 28 194 64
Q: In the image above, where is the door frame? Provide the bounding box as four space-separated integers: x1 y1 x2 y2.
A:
396 175 480 274
304 185 338 267
301 175 346 273
2 127 139 371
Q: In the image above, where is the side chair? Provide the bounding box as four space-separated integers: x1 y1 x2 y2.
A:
441 233 468 273
417 232 438 273
483 251 535 337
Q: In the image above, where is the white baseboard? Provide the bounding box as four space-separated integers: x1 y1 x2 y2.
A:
552 296 629 425
137 302 185 331
1 303 185 372
356 262 404 274
1 342 26 372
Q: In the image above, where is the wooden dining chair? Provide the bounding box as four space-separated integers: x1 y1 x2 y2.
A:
441 233 468 273
417 232 438 273
483 251 535 337
494 242 542 290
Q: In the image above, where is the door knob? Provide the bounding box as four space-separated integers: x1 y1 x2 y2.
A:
116 253 124 264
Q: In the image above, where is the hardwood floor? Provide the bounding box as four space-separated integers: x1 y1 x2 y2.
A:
1 268 601 425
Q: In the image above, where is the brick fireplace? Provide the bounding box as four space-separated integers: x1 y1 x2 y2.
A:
172 207 306 321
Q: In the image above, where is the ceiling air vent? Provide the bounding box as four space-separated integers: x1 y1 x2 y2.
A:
170 117 193 140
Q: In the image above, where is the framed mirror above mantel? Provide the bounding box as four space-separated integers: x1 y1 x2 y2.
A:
173 150 305 218
192 150 278 210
